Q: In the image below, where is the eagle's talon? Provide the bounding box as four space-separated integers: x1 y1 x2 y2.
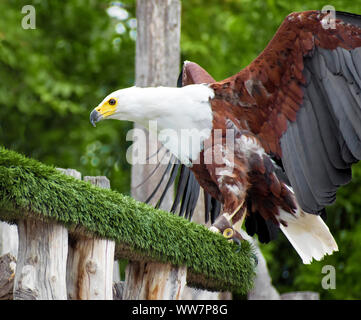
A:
233 237 242 247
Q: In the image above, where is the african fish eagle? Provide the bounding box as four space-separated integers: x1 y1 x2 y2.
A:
90 10 361 264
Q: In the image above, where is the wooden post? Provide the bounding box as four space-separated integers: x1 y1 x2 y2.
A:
12 167 71 300
13 219 68 300
66 176 114 300
0 253 16 300
0 222 18 258
124 0 186 300
123 262 186 300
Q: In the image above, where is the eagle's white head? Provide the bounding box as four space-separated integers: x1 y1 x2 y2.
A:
90 84 214 129
90 86 146 126
90 84 215 165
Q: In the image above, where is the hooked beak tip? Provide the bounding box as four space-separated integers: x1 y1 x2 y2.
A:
90 109 102 127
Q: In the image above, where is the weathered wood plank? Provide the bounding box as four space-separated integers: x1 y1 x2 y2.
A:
123 262 186 300
13 219 68 300
0 222 18 258
13 168 72 300
67 234 115 300
281 291 320 300
113 281 124 300
67 176 114 300
0 253 16 300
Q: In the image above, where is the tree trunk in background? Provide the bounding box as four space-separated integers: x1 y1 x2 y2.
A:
242 230 281 300
124 0 185 300
241 230 319 300
131 0 181 206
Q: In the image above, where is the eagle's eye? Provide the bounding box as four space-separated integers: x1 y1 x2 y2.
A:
108 98 116 106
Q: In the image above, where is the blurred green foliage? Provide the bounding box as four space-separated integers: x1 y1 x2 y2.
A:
0 0 136 193
2 0 361 299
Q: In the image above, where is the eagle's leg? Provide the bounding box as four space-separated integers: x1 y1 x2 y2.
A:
210 203 247 245
204 137 250 244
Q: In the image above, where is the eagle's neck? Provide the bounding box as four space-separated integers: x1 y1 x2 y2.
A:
128 84 215 166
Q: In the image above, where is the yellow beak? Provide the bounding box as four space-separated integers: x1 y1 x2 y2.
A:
90 101 117 127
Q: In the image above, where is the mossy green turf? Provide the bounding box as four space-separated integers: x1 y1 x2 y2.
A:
0 146 256 294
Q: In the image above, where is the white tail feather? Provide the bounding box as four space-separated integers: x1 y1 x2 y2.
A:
279 209 338 264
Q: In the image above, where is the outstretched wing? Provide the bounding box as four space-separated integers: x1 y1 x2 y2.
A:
210 10 361 214
146 62 222 223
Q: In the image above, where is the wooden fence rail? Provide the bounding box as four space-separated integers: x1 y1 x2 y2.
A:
0 168 249 300
0 170 118 300
0 168 236 300
0 147 257 300
9 170 116 300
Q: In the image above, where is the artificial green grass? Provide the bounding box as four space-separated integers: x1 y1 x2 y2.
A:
0 146 256 294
